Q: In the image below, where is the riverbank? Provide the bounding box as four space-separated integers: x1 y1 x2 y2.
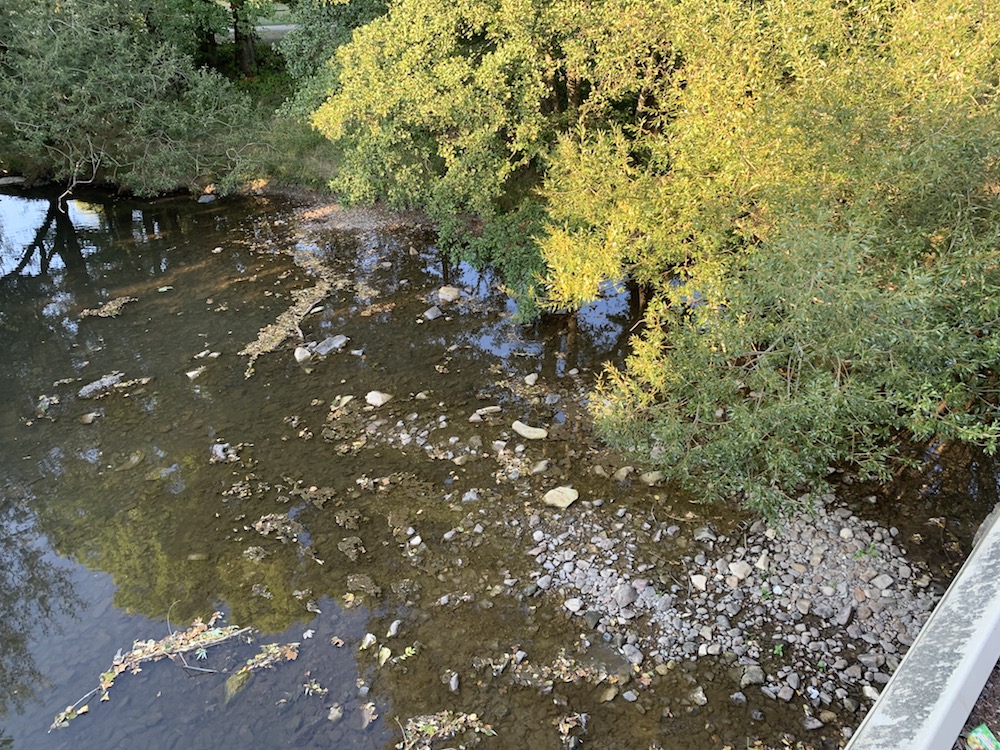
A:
271 191 986 747
2 184 994 749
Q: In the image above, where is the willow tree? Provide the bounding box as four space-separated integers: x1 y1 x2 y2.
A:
309 0 1000 515
543 0 1000 515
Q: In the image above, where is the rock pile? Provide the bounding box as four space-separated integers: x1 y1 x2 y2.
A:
524 494 938 724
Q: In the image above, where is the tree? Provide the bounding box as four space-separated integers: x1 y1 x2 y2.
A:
309 0 1000 515
575 0 1000 515
0 0 258 195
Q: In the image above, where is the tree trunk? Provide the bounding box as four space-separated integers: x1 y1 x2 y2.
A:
230 0 256 77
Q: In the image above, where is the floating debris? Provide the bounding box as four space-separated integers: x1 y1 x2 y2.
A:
253 513 303 543
51 613 251 730
77 372 151 399
224 642 300 705
79 296 137 319
396 711 496 749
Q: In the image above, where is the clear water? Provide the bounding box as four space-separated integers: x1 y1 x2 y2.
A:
0 188 846 750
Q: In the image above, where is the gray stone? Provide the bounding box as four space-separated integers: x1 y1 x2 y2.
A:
688 686 708 706
741 665 766 688
615 584 638 608
871 573 895 591
365 391 393 407
512 420 548 440
777 685 795 702
423 305 443 320
835 604 854 626
639 471 664 486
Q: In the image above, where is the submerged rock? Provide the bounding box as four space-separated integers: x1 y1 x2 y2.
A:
512 420 547 440
78 372 124 399
315 335 349 355
438 286 461 303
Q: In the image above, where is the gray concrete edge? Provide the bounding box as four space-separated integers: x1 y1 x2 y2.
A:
846 502 1000 749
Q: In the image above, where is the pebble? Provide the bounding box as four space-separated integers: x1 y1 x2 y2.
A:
423 306 443 320
729 561 752 581
438 286 461 303
544 486 578 509
622 644 643 665
515 490 939 736
366 391 393 407
512 420 548 440
294 347 312 363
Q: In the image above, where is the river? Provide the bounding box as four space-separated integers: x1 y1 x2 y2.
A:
0 187 995 750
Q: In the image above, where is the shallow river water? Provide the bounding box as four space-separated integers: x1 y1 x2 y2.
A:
0 188 995 750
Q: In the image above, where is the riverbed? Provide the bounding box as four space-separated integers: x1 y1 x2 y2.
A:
0 188 995 750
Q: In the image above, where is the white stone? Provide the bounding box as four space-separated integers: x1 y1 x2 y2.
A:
366 391 393 407
294 346 312 363
544 486 578 509
512 420 547 440
729 561 753 581
524 373 538 386
423 306 443 320
639 471 664 486
564 597 583 613
438 286 461 303
691 574 708 591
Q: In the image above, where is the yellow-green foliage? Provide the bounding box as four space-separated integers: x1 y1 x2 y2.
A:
302 0 1000 514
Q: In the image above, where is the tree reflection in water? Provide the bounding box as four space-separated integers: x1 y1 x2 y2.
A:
0 483 79 718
